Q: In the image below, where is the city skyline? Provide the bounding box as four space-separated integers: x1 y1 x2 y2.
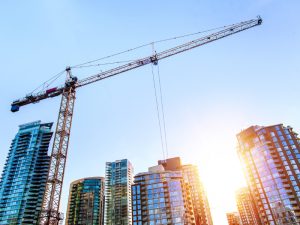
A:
0 121 299 224
1 1 300 224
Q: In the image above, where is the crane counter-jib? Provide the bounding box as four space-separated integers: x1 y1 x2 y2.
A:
11 86 65 112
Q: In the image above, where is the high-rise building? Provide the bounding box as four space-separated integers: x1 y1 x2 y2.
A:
132 165 195 225
65 177 105 225
237 124 300 224
0 121 53 225
235 187 261 225
158 157 213 225
104 159 133 225
182 165 213 225
226 212 241 225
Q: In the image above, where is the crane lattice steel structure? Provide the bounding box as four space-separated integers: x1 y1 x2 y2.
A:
10 17 262 225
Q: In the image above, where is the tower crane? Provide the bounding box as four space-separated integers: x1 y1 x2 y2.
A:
10 17 262 225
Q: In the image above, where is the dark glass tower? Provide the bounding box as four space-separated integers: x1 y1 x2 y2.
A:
0 121 53 225
65 177 105 225
237 124 300 224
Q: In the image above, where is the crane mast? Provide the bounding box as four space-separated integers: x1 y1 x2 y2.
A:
39 68 76 224
10 17 262 225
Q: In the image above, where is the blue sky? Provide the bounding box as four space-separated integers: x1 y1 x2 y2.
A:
1 1 300 224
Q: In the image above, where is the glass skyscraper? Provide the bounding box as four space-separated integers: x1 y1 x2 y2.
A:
0 121 53 225
132 165 195 225
65 177 105 225
237 124 300 224
158 157 213 225
104 159 133 225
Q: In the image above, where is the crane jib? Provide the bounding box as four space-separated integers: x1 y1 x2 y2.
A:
10 17 262 113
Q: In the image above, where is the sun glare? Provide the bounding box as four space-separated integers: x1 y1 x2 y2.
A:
180 110 248 224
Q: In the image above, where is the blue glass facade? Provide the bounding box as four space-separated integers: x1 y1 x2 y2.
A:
132 167 195 225
237 124 300 224
66 177 105 225
104 159 133 225
0 121 53 225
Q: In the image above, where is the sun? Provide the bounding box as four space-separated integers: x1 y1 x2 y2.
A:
179 110 248 224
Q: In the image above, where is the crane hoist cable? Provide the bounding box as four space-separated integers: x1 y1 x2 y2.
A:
151 62 166 160
151 42 168 159
156 62 169 158
151 43 169 159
